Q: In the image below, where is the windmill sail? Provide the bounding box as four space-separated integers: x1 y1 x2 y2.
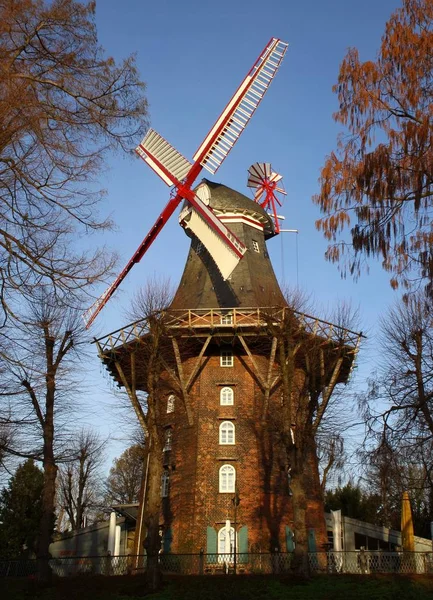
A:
179 205 243 280
194 38 288 175
136 129 192 186
247 162 286 233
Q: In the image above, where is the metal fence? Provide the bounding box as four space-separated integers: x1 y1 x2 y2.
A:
311 550 433 575
1 551 433 578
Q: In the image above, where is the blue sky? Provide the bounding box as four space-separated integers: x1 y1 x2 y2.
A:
83 0 403 470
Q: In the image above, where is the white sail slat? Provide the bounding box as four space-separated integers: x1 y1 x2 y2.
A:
136 129 192 186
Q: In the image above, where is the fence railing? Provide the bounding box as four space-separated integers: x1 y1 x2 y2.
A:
1 551 432 577
94 306 363 354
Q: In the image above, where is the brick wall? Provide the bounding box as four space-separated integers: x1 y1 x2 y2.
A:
159 336 327 554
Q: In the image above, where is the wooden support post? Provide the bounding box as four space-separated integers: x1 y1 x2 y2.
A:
171 337 194 426
238 335 267 392
114 357 147 434
313 357 344 432
186 336 211 392
262 336 277 418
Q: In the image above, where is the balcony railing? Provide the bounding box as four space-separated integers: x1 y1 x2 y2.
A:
94 307 363 355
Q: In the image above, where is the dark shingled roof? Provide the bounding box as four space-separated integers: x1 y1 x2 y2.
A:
202 179 275 238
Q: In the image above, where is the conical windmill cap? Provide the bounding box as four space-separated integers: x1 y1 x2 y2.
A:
171 179 287 310
201 179 276 238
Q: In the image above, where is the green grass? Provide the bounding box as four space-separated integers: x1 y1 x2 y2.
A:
2 574 433 600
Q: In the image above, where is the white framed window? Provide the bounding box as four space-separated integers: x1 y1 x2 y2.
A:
163 429 172 451
220 313 233 325
161 471 170 497
219 464 235 493
252 240 260 253
196 242 203 255
219 421 235 445
218 526 236 561
220 349 234 367
166 395 175 413
220 387 234 406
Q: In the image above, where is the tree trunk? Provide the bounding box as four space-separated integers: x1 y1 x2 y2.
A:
37 339 57 584
143 439 163 591
289 447 310 577
37 457 57 582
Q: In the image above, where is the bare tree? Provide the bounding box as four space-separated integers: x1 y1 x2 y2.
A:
359 291 433 535
266 299 361 574
361 292 433 455
0 0 148 323
317 433 346 493
0 292 92 580
126 277 175 322
360 438 433 536
96 283 178 590
105 444 146 505
57 430 105 532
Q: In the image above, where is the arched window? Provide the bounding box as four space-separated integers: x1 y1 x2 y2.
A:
166 395 175 413
220 387 234 405
219 421 235 445
218 526 236 561
161 471 170 498
219 464 235 493
220 349 233 367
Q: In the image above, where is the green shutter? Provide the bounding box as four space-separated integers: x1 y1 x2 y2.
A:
238 526 248 563
163 527 172 552
285 526 294 552
206 526 217 563
308 528 317 552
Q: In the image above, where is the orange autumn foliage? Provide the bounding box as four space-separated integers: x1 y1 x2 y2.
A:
315 0 433 294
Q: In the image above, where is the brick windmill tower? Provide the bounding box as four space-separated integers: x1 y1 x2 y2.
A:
88 39 361 564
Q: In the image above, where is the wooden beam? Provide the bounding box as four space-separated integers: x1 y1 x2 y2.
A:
114 359 147 434
238 335 267 392
171 337 194 426
186 336 211 392
266 337 278 388
313 356 344 432
131 351 136 398
262 336 277 417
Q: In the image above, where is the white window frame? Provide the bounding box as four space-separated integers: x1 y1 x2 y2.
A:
252 240 260 253
161 471 170 498
166 394 175 414
220 349 234 367
220 387 234 406
220 313 233 325
219 421 235 445
163 428 172 451
218 526 237 562
219 464 236 493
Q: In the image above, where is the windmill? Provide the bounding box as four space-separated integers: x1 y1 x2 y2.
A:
247 162 287 234
83 38 288 328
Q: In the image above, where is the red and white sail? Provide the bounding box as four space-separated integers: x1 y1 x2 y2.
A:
247 162 287 234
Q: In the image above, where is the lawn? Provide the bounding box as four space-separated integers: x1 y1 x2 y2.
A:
2 574 433 600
